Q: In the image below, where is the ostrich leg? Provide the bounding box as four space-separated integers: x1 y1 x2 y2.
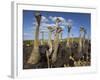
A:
46 50 50 68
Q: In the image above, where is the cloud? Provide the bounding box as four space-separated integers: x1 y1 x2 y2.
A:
32 16 56 32
49 16 66 22
23 32 34 40
24 32 34 36
41 16 49 23
32 16 49 27
58 17 66 22
40 22 56 32
66 19 73 26
24 16 74 40
30 18 73 34
24 33 29 36
49 16 67 26
32 22 55 32
60 26 65 29
41 22 55 27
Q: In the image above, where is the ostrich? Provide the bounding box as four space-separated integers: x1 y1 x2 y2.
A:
46 26 55 68
65 19 73 60
47 26 55 55
66 19 72 48
78 26 85 59
27 12 41 64
83 29 87 48
51 18 63 64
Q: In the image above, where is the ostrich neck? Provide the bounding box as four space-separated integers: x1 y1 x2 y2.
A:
34 25 40 47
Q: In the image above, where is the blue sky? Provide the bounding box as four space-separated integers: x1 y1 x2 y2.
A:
23 10 91 40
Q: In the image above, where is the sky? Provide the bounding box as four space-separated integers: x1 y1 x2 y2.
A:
23 10 91 40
